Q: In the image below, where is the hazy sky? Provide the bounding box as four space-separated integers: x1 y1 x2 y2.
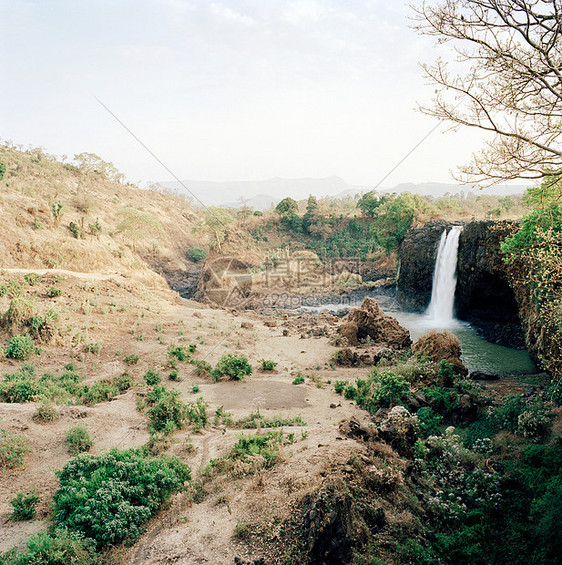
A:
2 0 488 188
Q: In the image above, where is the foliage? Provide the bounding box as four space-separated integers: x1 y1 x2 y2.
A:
5 334 34 360
66 425 93 454
113 371 134 393
275 197 298 216
260 359 277 371
192 207 232 251
9 490 40 521
168 344 196 361
212 354 252 381
292 375 305 385
79 380 119 405
209 431 285 477
124 353 140 365
370 371 411 407
0 160 5 180
0 428 31 469
168 369 180 381
47 286 62 298
187 247 208 262
73 152 123 181
192 359 212 378
23 273 41 286
33 402 60 423
415 407 444 438
143 368 161 386
357 191 385 217
0 529 97 565
234 412 305 429
52 448 190 548
147 387 188 434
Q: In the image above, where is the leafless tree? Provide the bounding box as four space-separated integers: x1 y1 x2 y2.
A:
413 0 562 186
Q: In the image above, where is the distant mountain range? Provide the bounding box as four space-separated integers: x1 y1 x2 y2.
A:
158 177 529 210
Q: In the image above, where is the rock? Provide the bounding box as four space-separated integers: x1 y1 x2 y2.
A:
373 347 395 365
412 330 468 376
240 322 254 329
332 348 360 367
282 329 289 336
397 221 451 311
264 320 277 327
337 321 359 346
339 297 411 350
470 371 500 381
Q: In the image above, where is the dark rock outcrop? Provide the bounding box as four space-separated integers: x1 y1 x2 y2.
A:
396 221 452 311
455 221 525 348
338 297 411 350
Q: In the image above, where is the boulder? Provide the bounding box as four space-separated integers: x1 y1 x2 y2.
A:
412 330 468 375
338 297 411 350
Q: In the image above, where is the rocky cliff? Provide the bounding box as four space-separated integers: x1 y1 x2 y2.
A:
455 221 525 348
396 221 452 311
397 221 525 349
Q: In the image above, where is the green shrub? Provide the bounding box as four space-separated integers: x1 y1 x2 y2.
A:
47 286 62 298
234 412 306 429
344 384 356 399
0 428 31 469
24 273 42 286
0 366 38 402
147 389 188 434
84 342 101 354
292 375 305 385
415 407 444 438
66 425 93 454
168 369 180 381
187 247 208 262
374 371 410 407
423 386 458 416
1 529 97 565
33 402 60 423
210 431 284 477
79 381 119 405
168 344 196 361
9 490 40 521
334 380 346 394
124 353 140 365
192 384 199 393
185 397 208 432
52 448 190 548
260 359 278 371
113 371 134 393
212 354 253 381
143 368 161 386
5 334 35 360
192 359 212 378
0 160 5 180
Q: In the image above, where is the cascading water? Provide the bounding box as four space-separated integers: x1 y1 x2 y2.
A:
426 225 463 325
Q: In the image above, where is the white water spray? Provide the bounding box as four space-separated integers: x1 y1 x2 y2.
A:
426 226 463 325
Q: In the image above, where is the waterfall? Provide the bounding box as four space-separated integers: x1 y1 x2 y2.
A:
426 225 463 325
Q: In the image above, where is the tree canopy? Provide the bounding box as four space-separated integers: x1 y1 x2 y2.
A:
414 0 562 187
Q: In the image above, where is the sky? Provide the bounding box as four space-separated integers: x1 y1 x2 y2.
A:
1 0 490 191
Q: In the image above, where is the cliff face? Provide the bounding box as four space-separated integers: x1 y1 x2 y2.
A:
397 221 525 349
455 221 525 348
396 221 452 312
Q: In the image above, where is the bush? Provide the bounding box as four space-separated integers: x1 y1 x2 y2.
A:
24 273 42 286
147 389 188 434
187 247 208 262
124 353 140 365
33 402 60 423
517 407 552 440
292 375 305 385
334 380 346 394
260 359 278 371
415 407 444 438
5 334 35 360
0 366 38 402
66 425 93 454
9 490 40 521
47 286 62 298
212 354 253 381
168 369 180 381
113 372 134 393
143 368 161 386
192 359 212 378
52 448 190 548
168 344 196 361
79 381 119 405
0 428 31 469
374 371 410 407
1 529 97 565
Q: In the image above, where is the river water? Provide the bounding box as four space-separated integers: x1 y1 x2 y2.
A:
302 293 536 375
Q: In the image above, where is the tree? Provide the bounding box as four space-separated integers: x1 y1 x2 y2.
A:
193 207 233 251
74 152 124 182
275 197 298 215
357 191 387 217
414 0 562 187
